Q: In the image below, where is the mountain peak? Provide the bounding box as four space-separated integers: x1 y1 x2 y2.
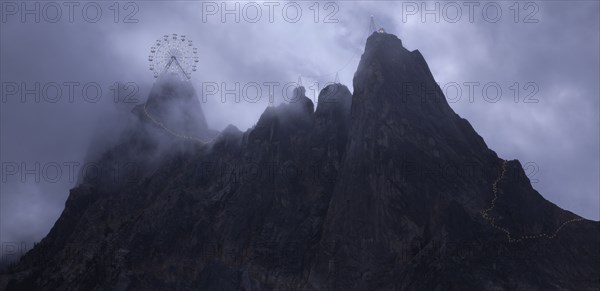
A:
3 31 598 291
132 74 213 141
366 30 403 49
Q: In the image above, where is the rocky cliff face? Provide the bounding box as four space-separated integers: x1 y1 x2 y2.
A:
3 32 598 291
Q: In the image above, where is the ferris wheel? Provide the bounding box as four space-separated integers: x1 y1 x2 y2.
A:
148 33 199 79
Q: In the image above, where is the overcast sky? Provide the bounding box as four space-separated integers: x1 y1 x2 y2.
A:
1 1 598 252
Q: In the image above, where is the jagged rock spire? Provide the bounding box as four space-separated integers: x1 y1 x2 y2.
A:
6 31 597 291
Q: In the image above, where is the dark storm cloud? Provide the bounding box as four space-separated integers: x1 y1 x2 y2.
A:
1 1 598 256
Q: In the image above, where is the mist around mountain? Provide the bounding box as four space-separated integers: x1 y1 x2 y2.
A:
1 32 598 290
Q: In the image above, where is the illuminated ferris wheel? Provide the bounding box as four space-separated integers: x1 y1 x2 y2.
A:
148 33 199 79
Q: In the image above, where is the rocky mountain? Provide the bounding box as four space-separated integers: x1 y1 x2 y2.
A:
2 32 598 290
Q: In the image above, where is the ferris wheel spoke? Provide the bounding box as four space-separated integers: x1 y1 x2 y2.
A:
149 34 198 80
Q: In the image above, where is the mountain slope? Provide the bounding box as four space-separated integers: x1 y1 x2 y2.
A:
3 32 598 291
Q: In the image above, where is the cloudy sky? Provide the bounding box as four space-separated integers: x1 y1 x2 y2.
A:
1 1 598 252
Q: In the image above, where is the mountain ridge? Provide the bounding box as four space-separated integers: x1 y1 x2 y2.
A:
2 32 598 291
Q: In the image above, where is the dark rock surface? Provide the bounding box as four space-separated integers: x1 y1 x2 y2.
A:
2 32 598 291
